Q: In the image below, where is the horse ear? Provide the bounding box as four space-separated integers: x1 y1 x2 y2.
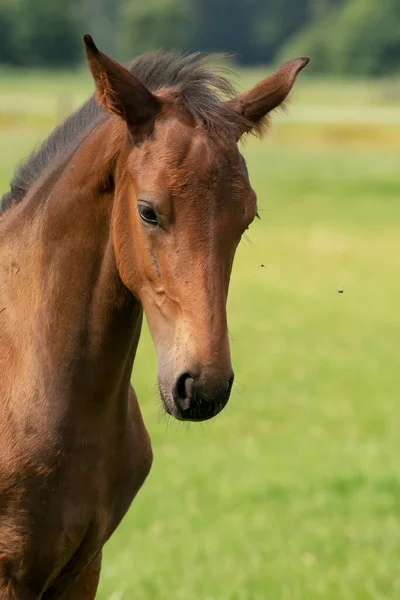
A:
228 57 309 138
83 34 161 142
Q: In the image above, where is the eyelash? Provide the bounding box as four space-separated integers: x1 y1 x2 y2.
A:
246 211 260 231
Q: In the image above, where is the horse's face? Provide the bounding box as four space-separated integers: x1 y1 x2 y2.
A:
84 35 308 421
118 118 256 420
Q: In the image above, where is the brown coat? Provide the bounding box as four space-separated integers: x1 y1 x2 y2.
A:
0 36 307 598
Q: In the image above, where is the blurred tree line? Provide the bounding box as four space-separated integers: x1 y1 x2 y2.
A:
0 0 399 75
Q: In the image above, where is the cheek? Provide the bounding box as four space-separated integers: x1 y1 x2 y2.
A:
149 250 162 279
137 240 176 299
113 199 155 294
219 231 240 267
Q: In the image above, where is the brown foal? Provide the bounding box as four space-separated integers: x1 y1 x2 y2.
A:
0 35 308 598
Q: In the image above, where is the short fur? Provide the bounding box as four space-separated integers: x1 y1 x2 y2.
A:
1 51 250 214
0 38 307 598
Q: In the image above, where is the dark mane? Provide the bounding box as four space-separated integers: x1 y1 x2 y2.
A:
0 51 247 215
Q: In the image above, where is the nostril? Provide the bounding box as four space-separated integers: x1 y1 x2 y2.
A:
169 370 234 421
174 372 195 407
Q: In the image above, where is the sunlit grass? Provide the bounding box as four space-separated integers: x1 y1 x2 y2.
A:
1 71 399 600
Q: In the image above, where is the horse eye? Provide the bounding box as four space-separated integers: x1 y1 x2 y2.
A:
138 203 158 226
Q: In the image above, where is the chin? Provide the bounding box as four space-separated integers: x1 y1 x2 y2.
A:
160 394 184 421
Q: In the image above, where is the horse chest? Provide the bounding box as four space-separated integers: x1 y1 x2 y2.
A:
0 421 149 597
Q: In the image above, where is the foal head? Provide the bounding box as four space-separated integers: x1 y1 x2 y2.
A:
84 35 308 421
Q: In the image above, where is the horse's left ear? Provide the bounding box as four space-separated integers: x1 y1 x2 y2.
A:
228 57 309 138
83 34 161 143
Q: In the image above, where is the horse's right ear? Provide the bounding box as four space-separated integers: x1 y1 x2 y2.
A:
83 34 161 143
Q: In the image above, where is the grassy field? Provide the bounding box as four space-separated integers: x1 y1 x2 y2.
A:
1 68 400 599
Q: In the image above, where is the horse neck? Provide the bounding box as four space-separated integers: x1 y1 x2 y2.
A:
2 118 141 419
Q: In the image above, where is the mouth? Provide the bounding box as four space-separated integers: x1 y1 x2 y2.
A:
159 390 228 422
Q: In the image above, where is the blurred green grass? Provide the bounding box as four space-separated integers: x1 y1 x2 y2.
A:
1 71 399 600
